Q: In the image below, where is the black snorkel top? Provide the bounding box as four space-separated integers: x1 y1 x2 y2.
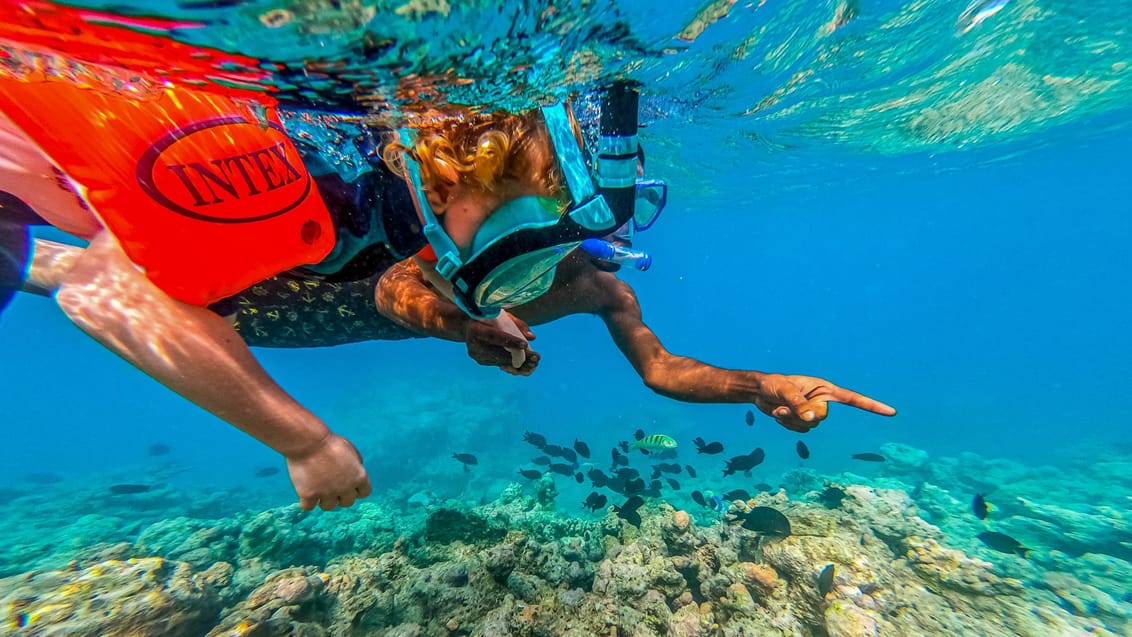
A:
596 80 641 232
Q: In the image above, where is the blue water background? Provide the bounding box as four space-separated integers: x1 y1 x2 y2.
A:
2 116 1129 505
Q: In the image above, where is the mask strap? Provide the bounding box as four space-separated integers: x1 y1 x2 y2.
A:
398 129 464 281
541 105 596 206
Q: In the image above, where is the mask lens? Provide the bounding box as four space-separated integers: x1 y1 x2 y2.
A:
474 245 575 310
633 181 667 231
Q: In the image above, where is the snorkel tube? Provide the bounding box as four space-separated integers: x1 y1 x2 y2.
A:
597 81 640 230
580 238 651 271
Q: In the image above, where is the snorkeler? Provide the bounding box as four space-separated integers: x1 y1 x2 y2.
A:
4 72 893 512
18 90 897 435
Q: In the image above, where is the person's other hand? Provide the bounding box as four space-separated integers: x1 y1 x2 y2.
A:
286 433 372 511
753 374 896 432
465 311 540 376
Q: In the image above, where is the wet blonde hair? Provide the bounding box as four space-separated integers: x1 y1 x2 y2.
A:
383 110 566 212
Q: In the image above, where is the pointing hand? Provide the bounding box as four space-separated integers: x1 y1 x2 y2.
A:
753 374 896 432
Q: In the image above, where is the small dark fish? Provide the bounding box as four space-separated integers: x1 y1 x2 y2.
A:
544 444 577 464
666 478 681 490
750 448 766 466
723 448 765 477
634 429 645 441
818 485 848 509
109 484 152 495
573 439 591 459
254 467 280 478
685 465 697 478
977 531 1032 558
549 463 575 476
851 453 885 462
818 564 836 596
611 448 628 467
972 493 992 520
754 482 774 492
452 454 477 473
691 490 707 508
625 477 646 494
796 441 810 460
588 469 610 488
618 440 629 453
575 472 585 484
518 468 543 480
523 431 548 449
613 495 644 527
583 492 607 512
654 463 682 474
532 456 552 466
617 509 641 527
615 468 640 481
146 443 171 457
693 436 706 448
734 506 791 537
697 442 724 455
745 409 755 426
723 489 751 502
618 494 644 512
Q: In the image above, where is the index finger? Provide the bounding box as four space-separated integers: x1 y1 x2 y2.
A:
822 386 896 416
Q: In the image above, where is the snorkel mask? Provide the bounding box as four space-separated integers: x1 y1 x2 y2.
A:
400 84 641 318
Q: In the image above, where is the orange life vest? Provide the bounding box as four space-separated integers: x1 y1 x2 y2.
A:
0 4 334 306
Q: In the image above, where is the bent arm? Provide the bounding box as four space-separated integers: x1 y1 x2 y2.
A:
374 257 470 341
55 230 333 458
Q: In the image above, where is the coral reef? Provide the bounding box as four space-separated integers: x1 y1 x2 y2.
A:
3 429 1131 636
3 474 1125 636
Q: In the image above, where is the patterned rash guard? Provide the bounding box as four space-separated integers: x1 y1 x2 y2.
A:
226 270 421 348
214 111 427 348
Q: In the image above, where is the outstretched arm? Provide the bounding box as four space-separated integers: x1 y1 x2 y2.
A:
569 265 768 402
511 254 896 432
597 275 894 430
54 231 371 510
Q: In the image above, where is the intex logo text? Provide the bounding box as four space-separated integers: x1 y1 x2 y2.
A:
136 117 312 223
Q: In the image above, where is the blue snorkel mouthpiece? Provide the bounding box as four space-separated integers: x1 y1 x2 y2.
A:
580 238 651 271
597 81 640 229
